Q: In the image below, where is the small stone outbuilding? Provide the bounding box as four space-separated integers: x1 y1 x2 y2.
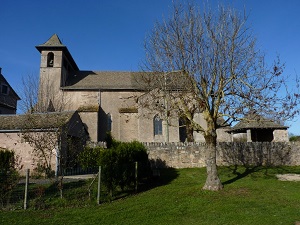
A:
0 111 88 175
230 114 289 142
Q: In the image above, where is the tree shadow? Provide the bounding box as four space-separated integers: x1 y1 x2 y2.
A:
222 165 300 186
222 165 261 186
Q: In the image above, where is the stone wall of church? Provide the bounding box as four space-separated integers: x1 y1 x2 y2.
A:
62 89 232 143
78 111 99 142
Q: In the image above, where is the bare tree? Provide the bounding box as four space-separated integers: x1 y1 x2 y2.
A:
140 2 300 190
19 73 39 113
20 73 69 113
20 112 87 199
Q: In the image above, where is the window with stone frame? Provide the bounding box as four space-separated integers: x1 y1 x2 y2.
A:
154 115 162 135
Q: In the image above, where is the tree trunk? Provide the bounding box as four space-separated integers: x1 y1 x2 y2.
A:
203 131 223 191
186 119 194 142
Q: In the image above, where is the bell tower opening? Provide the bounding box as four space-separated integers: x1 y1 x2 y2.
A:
47 52 54 67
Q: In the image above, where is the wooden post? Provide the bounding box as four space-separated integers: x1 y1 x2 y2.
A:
97 166 101 205
24 169 30 210
135 162 138 192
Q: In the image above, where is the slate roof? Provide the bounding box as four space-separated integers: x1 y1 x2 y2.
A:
63 71 144 90
230 114 288 132
36 34 65 48
0 111 76 131
63 70 191 91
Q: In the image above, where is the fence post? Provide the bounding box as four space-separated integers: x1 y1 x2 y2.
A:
135 161 138 192
24 169 30 210
97 166 101 205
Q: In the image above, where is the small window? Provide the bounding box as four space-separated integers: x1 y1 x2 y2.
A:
1 84 8 95
47 52 54 67
154 115 163 135
107 113 112 131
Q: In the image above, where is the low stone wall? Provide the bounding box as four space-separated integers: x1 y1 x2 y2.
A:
145 142 300 168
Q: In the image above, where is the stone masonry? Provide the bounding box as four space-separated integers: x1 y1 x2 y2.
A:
146 142 300 168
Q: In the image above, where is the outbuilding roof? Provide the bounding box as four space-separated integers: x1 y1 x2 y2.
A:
230 114 288 132
0 111 76 131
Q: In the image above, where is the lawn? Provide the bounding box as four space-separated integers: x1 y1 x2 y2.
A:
1 166 300 225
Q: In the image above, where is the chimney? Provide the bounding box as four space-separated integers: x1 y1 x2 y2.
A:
0 67 2 74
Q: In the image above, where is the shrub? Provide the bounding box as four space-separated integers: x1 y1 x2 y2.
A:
0 148 21 207
101 141 151 194
99 148 119 197
79 140 151 197
289 136 300 142
77 146 103 169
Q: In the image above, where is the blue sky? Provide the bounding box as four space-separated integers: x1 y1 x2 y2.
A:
1 0 300 134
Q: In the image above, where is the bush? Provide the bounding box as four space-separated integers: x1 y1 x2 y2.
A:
77 146 103 169
78 140 151 197
289 136 300 142
114 141 150 191
0 148 21 207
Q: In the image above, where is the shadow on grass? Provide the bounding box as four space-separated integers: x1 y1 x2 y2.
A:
34 179 87 199
222 165 261 186
137 158 179 192
222 165 300 186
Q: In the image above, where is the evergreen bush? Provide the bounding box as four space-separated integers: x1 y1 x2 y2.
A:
0 148 21 207
78 140 151 197
77 146 103 169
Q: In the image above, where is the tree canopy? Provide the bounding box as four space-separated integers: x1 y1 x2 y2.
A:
140 1 300 190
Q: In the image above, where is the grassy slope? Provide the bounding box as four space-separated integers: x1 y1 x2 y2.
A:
1 166 300 225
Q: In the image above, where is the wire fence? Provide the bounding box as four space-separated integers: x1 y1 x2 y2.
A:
0 161 153 210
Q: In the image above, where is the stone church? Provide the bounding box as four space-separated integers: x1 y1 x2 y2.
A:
34 34 230 143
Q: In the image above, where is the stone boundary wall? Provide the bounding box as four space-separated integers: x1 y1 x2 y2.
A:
144 142 300 168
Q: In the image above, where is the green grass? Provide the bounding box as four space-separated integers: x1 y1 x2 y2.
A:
1 166 300 225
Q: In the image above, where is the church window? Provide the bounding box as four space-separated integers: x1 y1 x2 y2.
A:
47 52 54 67
107 113 112 131
154 115 162 135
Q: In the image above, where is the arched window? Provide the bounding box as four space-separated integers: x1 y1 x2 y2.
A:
47 52 54 67
154 115 162 135
107 113 112 131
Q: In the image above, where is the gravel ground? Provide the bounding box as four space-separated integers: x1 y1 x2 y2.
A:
276 174 300 181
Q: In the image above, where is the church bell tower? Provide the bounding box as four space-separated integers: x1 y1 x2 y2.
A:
35 34 79 111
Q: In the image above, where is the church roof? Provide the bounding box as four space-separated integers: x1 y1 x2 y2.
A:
63 70 191 91
230 113 288 132
63 71 145 90
0 111 76 131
